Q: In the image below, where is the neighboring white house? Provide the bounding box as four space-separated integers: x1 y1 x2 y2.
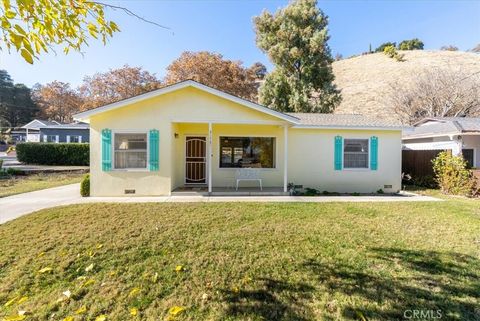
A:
13 119 90 143
402 117 480 168
74 80 405 197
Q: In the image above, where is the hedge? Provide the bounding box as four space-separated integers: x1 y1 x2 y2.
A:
16 143 89 166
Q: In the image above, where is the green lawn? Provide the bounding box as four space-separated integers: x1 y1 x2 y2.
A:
0 198 479 320
0 172 84 198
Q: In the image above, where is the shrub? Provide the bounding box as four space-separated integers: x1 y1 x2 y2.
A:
80 174 90 197
383 45 405 62
398 38 424 50
375 42 396 52
16 143 89 166
432 151 476 196
0 159 3 170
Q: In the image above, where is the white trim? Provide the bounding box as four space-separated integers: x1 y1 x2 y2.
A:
283 125 288 193
66 135 70 143
461 147 476 168
111 130 149 171
293 125 405 131
79 136 82 143
22 119 48 129
342 138 370 171
55 135 59 143
208 123 212 193
73 80 300 124
217 134 278 170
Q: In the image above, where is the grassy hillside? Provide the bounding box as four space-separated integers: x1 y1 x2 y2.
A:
332 50 480 122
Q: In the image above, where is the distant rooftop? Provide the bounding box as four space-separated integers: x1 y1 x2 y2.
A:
404 117 480 138
288 113 403 128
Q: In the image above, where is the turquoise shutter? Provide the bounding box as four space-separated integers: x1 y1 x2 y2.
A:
101 129 112 171
149 129 159 171
370 136 378 170
334 136 343 170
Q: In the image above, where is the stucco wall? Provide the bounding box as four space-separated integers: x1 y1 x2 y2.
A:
89 87 284 196
88 86 402 196
288 128 402 193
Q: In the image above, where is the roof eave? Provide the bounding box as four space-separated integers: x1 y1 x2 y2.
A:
292 125 407 131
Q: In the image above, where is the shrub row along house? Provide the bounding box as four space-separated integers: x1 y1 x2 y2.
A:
74 80 404 197
11 119 90 143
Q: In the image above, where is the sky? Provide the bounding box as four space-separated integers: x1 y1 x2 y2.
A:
1 0 479 87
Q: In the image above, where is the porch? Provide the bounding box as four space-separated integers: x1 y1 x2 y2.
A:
171 121 289 194
172 186 288 196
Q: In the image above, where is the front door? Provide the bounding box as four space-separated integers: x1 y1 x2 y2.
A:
185 136 207 184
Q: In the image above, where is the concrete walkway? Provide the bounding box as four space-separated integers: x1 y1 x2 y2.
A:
0 183 441 224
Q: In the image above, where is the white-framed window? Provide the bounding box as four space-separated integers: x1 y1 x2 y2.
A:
68 135 82 143
344 139 369 169
219 136 275 168
44 135 59 143
114 132 148 169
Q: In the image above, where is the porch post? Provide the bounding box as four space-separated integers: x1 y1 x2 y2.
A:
208 122 212 193
283 124 288 193
26 128 29 142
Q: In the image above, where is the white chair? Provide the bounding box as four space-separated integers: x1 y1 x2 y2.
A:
235 168 262 191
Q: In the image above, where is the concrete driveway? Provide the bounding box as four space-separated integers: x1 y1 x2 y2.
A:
0 184 441 225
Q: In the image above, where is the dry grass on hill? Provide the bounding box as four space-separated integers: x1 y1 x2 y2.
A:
332 50 480 122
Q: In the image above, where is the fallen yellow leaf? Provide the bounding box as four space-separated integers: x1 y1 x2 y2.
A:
37 252 45 257
38 267 53 273
63 317 74 321
2 314 26 321
4 296 19 307
175 265 184 272
129 307 138 316
168 306 185 316
82 279 95 287
95 315 107 321
16 296 28 305
96 244 103 249
75 305 87 314
128 287 140 297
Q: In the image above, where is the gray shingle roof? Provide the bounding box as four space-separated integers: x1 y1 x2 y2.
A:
288 113 403 128
405 117 480 138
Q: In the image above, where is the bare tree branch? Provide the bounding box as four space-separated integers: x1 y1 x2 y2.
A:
89 1 173 33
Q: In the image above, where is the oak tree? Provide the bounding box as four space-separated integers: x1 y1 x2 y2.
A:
32 81 83 123
79 65 163 110
164 51 262 101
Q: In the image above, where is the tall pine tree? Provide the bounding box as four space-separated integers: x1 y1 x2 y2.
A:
254 0 341 113
0 70 37 128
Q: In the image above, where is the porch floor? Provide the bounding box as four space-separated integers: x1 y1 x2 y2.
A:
172 186 288 196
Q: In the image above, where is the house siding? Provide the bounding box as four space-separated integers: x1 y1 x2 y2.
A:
39 128 90 143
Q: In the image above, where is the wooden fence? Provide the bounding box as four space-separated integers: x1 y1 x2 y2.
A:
402 150 443 178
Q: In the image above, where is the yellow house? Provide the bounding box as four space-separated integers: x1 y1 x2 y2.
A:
74 80 403 196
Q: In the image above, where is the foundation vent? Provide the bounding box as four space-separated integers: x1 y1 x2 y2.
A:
125 189 136 194
384 185 393 189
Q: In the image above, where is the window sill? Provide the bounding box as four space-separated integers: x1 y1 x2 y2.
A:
112 168 150 172
342 168 371 171
217 167 278 171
